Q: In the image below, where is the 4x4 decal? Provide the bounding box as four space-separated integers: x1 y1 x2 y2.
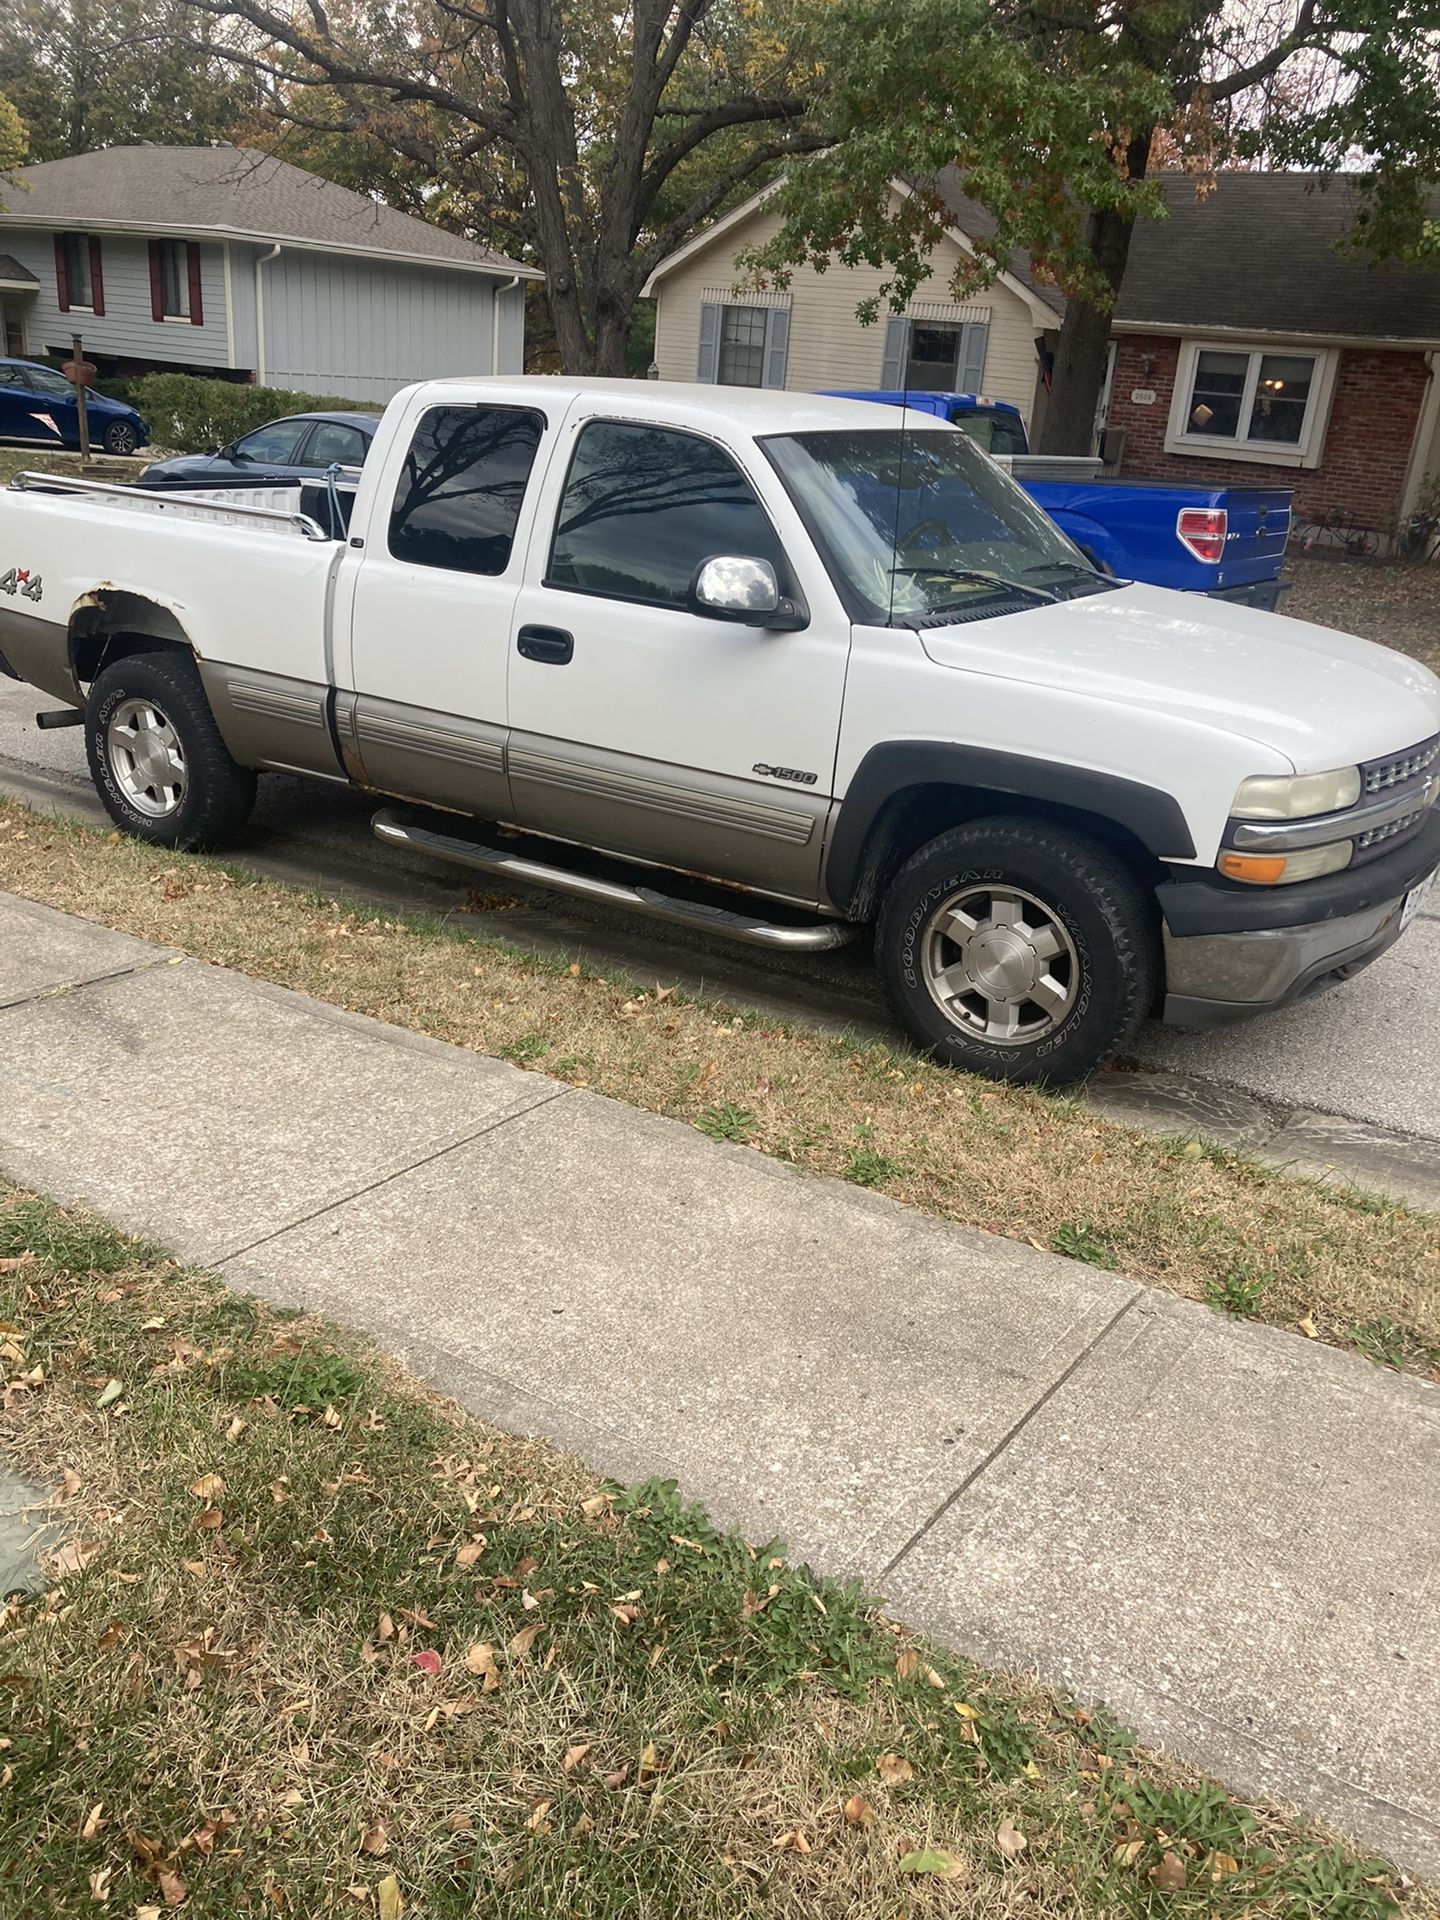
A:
0 567 43 602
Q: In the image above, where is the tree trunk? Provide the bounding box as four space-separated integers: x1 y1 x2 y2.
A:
1037 135 1149 457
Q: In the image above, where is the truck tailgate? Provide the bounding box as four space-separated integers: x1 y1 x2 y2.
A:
1023 477 1293 593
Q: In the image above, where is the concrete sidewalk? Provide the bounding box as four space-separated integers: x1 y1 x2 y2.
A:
2 890 1438 1876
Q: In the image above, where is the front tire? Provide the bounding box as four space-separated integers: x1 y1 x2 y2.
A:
102 419 139 457
875 816 1156 1085
85 652 256 849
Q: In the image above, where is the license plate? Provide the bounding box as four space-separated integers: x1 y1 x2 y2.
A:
1401 869 1437 933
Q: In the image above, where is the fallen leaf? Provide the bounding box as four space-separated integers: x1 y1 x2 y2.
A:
464 1642 498 1679
51 1539 101 1576
843 1794 875 1828
376 1875 403 1920
95 1378 123 1410
189 1473 225 1500
602 1764 630 1789
876 1751 914 1786
224 1416 248 1442
509 1622 545 1659
454 1540 485 1568
580 1494 610 1518
88 1865 113 1902
96 1621 126 1653
81 1802 106 1841
951 1700 981 1719
377 1613 395 1642
194 1507 223 1532
446 1812 473 1833
411 1649 442 1677
360 1822 389 1856
157 1866 188 1907
898 1848 966 1880
54 1468 82 1503
996 1815 1027 1860
894 1648 918 1682
1211 1850 1240 1881
1297 1316 1319 1339
773 1830 812 1854
562 1743 591 1773
1150 1852 1188 1891
320 1404 343 1429
1113 1837 1145 1866
525 1800 553 1832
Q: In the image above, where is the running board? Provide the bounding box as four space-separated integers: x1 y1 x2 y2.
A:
371 808 859 953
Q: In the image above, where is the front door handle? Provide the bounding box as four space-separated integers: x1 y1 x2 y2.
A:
517 624 574 666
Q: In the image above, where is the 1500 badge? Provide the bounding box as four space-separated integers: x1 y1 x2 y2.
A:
0 567 43 602
753 762 817 785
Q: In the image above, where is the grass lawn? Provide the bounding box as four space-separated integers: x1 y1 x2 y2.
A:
1 1183 1432 1919
0 799 1436 1383
0 447 152 487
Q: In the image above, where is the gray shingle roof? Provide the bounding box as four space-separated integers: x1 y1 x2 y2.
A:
929 170 1067 318
0 144 537 278
1115 172 1440 341
0 252 39 286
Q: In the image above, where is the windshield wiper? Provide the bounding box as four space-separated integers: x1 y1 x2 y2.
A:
890 564 1059 605
1020 558 1107 581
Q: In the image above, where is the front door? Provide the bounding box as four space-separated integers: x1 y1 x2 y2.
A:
506 412 850 903
344 397 551 815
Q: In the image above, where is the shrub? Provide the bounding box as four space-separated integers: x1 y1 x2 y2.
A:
129 373 380 453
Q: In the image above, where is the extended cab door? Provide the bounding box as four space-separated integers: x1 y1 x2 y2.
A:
506 410 849 903
342 397 551 814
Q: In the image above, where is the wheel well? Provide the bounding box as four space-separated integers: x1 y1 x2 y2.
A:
69 592 194 688
840 781 1167 920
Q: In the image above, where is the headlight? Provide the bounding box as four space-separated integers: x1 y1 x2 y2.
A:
1231 767 1362 820
1219 842 1353 886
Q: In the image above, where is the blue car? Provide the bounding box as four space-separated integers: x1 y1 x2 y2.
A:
137 411 378 491
0 356 149 457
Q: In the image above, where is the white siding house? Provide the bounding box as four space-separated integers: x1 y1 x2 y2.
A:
0 145 541 400
643 178 1065 430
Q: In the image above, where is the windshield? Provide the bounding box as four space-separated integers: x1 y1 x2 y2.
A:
763 426 1112 624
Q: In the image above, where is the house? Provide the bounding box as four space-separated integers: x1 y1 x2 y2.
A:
645 167 1440 536
1107 172 1440 533
0 143 542 402
642 173 1064 432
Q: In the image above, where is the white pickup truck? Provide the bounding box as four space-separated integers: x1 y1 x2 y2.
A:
2 378 1438 1085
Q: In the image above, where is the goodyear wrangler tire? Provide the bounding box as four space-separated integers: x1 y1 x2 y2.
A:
875 816 1156 1086
85 651 257 850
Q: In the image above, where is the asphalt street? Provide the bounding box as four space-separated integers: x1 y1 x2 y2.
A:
2 677 1437 1140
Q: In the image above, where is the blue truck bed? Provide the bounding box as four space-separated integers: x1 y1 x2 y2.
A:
826 390 1293 605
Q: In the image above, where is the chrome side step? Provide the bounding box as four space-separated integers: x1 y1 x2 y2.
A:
371 808 860 953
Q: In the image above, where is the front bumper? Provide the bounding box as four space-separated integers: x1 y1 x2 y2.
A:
1158 810 1440 1027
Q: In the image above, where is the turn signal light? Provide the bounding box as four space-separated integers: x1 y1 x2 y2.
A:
1219 851 1288 884
1219 843 1353 885
1177 507 1227 564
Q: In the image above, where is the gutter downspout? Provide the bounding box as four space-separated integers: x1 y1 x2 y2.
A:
492 272 522 375
254 243 282 386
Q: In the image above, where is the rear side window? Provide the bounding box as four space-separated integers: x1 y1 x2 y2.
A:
547 419 783 608
389 405 546 576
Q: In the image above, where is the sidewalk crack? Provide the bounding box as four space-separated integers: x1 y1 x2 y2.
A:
879 1287 1142 1582
214 1082 576 1265
0 952 180 1014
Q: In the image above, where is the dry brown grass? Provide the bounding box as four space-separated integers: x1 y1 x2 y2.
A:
3 1185 1432 1919
1 798 1437 1375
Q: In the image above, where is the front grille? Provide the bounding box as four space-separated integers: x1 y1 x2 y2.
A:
1357 806 1428 853
1362 734 1440 794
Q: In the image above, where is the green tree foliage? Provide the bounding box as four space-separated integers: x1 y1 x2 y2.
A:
751 0 1440 452
0 91 27 177
172 0 829 373
0 0 254 161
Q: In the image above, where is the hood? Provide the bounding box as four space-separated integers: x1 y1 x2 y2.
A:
139 453 222 480
917 583 1440 771
85 391 133 417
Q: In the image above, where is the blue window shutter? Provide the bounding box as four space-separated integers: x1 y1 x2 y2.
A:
762 307 790 388
956 320 989 393
697 303 722 383
880 315 908 387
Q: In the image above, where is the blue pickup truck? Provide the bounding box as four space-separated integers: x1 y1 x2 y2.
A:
829 390 1292 607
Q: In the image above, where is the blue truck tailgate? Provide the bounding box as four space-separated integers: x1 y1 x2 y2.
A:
1027 477 1293 595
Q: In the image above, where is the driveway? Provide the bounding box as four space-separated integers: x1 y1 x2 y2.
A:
2 673 1436 1148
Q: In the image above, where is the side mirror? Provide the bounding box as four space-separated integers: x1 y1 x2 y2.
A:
689 555 806 630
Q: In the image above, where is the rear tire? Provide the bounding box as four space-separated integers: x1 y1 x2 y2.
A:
85 651 256 850
875 816 1156 1085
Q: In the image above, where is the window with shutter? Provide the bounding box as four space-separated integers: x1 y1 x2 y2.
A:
696 303 722 383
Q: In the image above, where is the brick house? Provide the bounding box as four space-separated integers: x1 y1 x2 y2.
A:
1107 173 1440 537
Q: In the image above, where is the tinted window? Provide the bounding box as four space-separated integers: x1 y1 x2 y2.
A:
235 419 311 464
952 409 1028 458
547 420 782 607
389 405 545 576
25 366 73 396
307 421 370 468
0 365 29 387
